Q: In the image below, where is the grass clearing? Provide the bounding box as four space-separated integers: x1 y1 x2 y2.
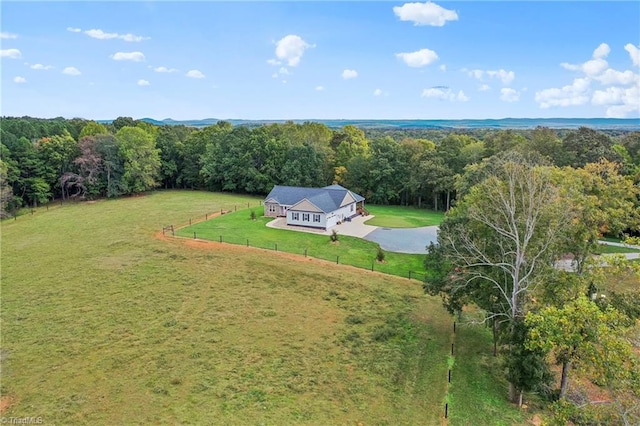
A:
1 190 451 424
177 207 427 278
448 319 527 426
364 205 445 228
594 244 640 254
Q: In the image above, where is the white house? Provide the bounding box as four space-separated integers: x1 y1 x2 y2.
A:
264 184 365 230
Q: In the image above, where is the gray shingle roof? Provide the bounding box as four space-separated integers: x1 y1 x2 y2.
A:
265 185 365 213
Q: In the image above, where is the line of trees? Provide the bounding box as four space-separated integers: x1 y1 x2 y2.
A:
424 153 640 423
1 116 639 220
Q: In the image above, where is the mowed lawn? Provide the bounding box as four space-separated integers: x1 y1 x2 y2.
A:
1 190 526 425
177 207 426 278
364 205 445 228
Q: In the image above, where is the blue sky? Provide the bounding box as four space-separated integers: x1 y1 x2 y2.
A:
1 1 639 120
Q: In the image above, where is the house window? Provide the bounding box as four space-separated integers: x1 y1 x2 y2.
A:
302 213 309 221
268 204 276 213
313 214 320 223
292 212 299 221
350 204 354 212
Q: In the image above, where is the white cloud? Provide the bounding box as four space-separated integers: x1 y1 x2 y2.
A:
421 87 468 102
186 69 205 79
62 66 81 76
593 43 610 59
373 88 383 96
487 69 515 85
479 84 491 91
624 43 639 67
592 85 639 117
137 79 150 86
596 69 638 86
153 66 178 73
272 73 279 79
84 29 149 42
465 68 515 85
1 49 22 59
395 48 438 68
439 64 446 72
30 63 53 70
278 67 290 75
342 69 358 79
393 1 458 26
538 43 639 117
273 34 313 67
500 88 520 102
111 51 145 61
315 85 325 91
535 77 590 108
67 27 81 33
1 32 18 39
13 76 26 83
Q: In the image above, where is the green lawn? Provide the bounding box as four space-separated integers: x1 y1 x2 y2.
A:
594 243 640 254
364 205 445 228
177 206 427 278
1 190 527 425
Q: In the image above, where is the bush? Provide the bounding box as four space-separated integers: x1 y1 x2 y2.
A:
250 210 256 220
376 246 385 262
330 229 339 242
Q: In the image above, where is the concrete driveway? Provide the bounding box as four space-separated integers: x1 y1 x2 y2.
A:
266 214 437 254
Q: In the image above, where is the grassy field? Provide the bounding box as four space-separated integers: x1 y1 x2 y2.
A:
1 190 526 424
176 207 426 278
364 205 445 228
594 243 640 254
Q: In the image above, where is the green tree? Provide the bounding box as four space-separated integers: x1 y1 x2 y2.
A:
116 126 160 194
79 121 108 139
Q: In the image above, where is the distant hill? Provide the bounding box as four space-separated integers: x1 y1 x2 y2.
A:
103 117 639 130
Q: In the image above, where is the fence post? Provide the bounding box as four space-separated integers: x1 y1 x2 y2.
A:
451 343 454 355
448 369 451 383
247 239 249 247
189 218 192 225
247 202 249 208
234 205 237 212
453 322 456 333
336 256 339 264
275 243 278 251
171 226 174 236
304 248 307 257
206 214 208 220
409 271 412 280
220 208 223 215
371 261 374 272
194 232 196 239
445 403 448 419
219 235 222 243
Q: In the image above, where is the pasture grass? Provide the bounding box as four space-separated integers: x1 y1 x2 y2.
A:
1 190 466 424
448 319 527 426
177 207 427 278
364 205 445 228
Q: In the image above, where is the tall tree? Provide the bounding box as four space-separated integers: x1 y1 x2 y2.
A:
430 156 572 402
116 126 160 194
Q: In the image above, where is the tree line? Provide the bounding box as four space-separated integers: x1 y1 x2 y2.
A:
425 153 640 423
1 116 639 219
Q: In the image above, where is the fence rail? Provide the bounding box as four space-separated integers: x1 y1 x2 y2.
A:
166 221 426 282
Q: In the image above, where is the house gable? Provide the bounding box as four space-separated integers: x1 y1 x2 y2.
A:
289 198 323 213
339 192 356 207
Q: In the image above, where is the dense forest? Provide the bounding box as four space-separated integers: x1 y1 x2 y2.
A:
1 116 639 222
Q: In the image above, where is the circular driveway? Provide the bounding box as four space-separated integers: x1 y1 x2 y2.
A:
363 226 438 254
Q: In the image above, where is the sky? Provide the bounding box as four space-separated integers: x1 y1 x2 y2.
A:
1 1 639 120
